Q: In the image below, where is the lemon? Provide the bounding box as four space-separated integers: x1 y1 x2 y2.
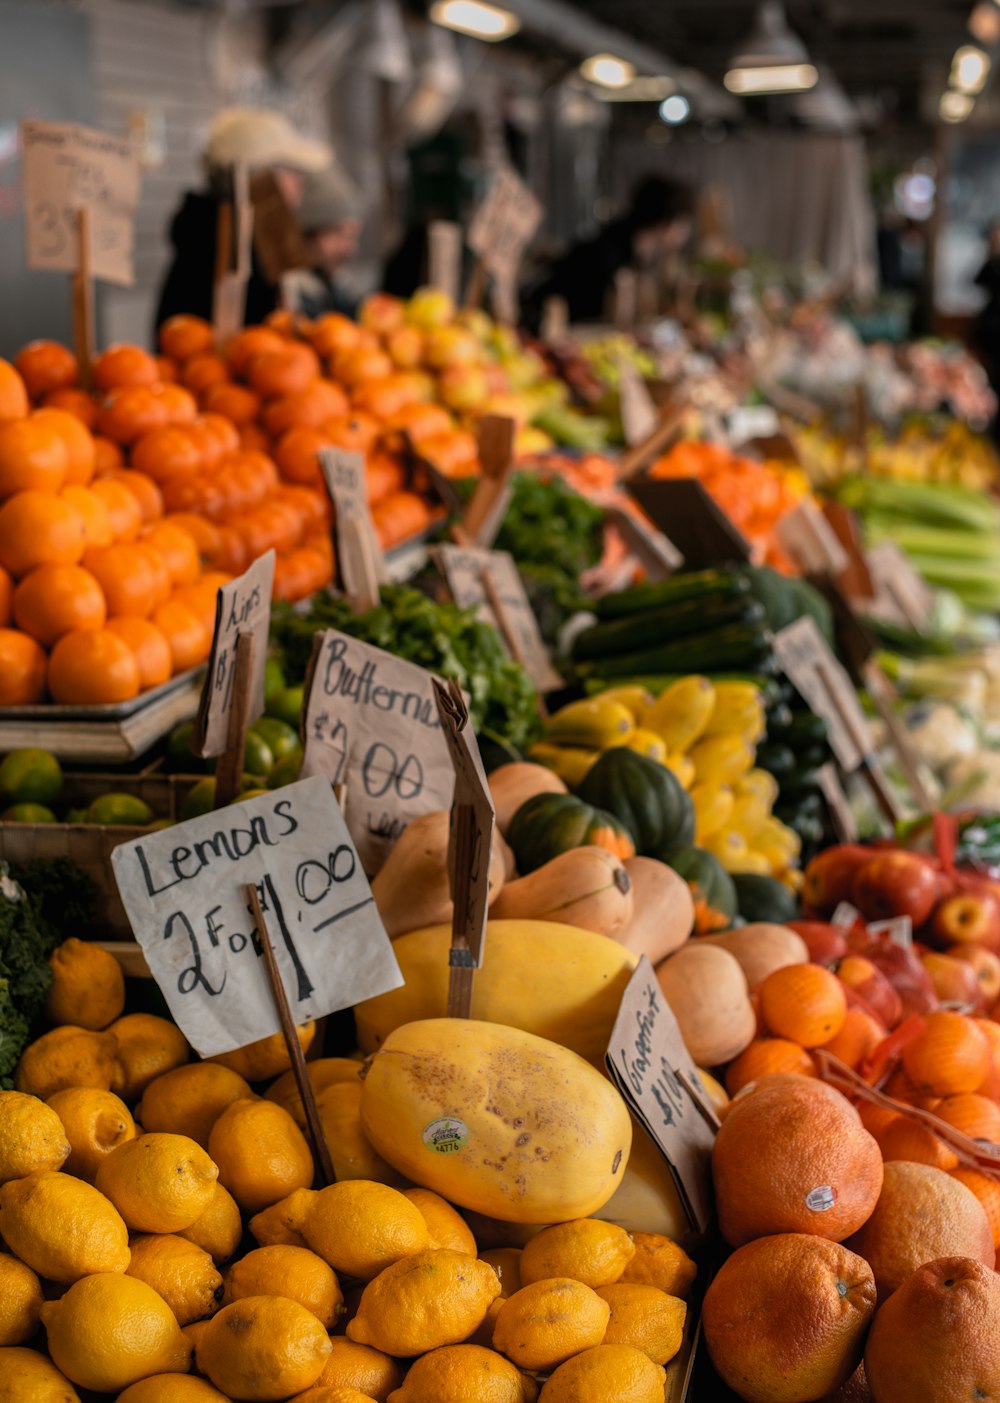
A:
85 793 155 825
0 748 62 806
316 1082 407 1187
403 1188 477 1255
492 1278 610 1372
536 1343 665 1402
41 1272 191 1392
237 787 271 803
0 1346 81 1403
268 752 304 789
182 1319 212 1355
311 1337 405 1401
224 1244 343 1330
127 1233 224 1325
265 1057 361 1128
385 1343 533 1403
479 1248 523 1299
181 777 218 820
618 1231 698 1297
117 1377 231 1403
108 1012 190 1103
0 1255 43 1346
249 1186 317 1249
2 803 56 822
596 1283 687 1365
95 1132 218 1233
519 1219 635 1288
347 1249 501 1357
14 1025 117 1100
44 938 125 1030
303 1180 430 1281
290 1389 379 1403
0 1170 129 1282
137 1062 256 1147
0 1090 70 1182
208 1099 314 1215
46 1086 137 1182
208 1022 315 1082
197 1295 332 1400
178 1182 244 1264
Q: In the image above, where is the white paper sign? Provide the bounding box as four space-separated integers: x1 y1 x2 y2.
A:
111 778 402 1057
865 542 935 632
195 551 275 758
22 120 141 287
468 166 542 282
319 448 389 607
775 501 850 578
300 630 455 874
773 617 867 773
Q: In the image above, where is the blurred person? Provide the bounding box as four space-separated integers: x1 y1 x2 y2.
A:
154 107 331 332
282 167 363 319
974 220 1000 441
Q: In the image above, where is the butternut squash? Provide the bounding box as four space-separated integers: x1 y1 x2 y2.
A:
699 922 808 992
354 919 637 1065
488 762 567 835
370 810 507 938
490 846 633 938
614 857 694 964
655 943 755 1067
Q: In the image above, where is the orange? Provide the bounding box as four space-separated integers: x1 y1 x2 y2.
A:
131 426 202 483
160 315 215 363
864 1255 1000 1403
712 1075 883 1246
240 421 270 454
224 326 285 374
97 385 170 446
0 359 30 422
142 522 201 586
166 513 220 560
106 617 173 691
725 1039 816 1096
275 484 329 533
43 386 98 430
0 564 11 625
152 599 211 672
873 1114 958 1172
135 544 172 609
845 1159 994 1298
817 1007 885 1071
759 963 847 1048
416 428 478 476
31 407 95 486
308 312 361 359
84 542 161 618
333 348 392 388
275 427 330 487
386 401 452 445
198 413 241 458
0 416 69 497
180 354 230 396
14 340 78 399
262 382 349 439
110 470 164 524
93 435 124 474
247 345 320 400
934 1092 1000 1141
702 1233 876 1403
92 344 159 392
201 381 261 426
323 413 381 456
152 383 198 426
201 524 247 574
0 629 46 703
48 627 141 704
156 355 177 382
273 546 331 603
351 375 423 421
0 490 85 576
13 564 107 646
90 479 143 542
901 1010 991 1096
172 578 225 637
950 1166 1000 1249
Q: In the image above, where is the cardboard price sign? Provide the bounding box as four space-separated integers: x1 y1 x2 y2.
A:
865 542 935 633
605 957 718 1233
318 448 388 612
772 617 868 773
775 500 850 579
618 358 659 447
111 778 402 1057
628 478 751 569
434 544 562 692
22 120 140 287
194 551 274 759
468 166 542 283
606 505 683 581
300 630 455 874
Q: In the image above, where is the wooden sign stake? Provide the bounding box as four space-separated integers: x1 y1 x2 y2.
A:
72 209 94 389
446 798 477 1019
479 564 548 720
462 415 516 546
214 631 256 809
464 258 487 311
816 659 902 826
247 881 335 1187
617 402 687 482
863 660 934 811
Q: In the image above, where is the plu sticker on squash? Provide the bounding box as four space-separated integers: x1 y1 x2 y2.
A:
506 792 635 873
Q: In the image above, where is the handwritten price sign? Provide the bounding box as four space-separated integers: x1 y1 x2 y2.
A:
111 778 402 1057
194 551 274 759
468 166 542 284
22 121 141 287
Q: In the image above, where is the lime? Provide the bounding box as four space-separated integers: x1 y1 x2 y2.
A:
264 656 286 704
267 751 304 790
266 685 304 729
2 803 56 823
235 788 270 804
65 807 89 824
146 818 174 831
85 793 156 826
180 778 216 821
0 749 63 806
251 716 301 761
166 721 209 773
242 730 275 778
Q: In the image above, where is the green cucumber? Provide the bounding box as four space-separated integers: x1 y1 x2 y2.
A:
594 569 749 620
576 622 772 681
572 597 763 662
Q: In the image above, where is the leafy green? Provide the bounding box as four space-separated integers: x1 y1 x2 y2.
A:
492 473 604 577
272 584 543 753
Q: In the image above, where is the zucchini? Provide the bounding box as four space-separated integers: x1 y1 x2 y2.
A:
755 743 796 779
576 621 772 681
765 702 795 732
594 569 749 621
572 597 764 663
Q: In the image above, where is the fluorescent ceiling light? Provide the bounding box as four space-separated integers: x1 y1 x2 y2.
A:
429 0 519 42
725 63 818 94
940 90 974 122
951 46 990 95
659 95 691 124
593 76 677 102
579 53 636 89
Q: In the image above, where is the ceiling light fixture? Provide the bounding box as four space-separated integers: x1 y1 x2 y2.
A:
428 0 520 42
579 53 636 89
951 45 991 95
969 3 1000 46
725 2 818 94
593 76 677 102
940 90 974 122
659 94 691 124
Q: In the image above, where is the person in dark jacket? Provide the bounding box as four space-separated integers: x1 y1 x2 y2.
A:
154 107 331 333
975 222 1000 441
524 176 695 327
282 167 363 320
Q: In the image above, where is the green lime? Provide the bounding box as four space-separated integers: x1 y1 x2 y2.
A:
267 752 303 790
266 685 304 729
85 794 156 826
235 788 271 804
264 656 286 704
181 778 216 821
65 807 89 824
146 818 174 831
251 717 301 761
166 721 209 773
2 803 56 823
242 731 275 778
0 749 63 806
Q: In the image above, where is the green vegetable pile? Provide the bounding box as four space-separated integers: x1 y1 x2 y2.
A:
271 584 543 754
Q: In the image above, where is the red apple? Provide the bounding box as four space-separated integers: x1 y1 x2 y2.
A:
949 944 1000 1007
920 950 984 1010
850 851 941 926
786 919 849 967
837 954 903 1029
931 890 1000 954
802 845 873 916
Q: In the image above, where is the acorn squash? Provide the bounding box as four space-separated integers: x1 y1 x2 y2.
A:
506 792 635 873
661 845 737 933
579 746 695 857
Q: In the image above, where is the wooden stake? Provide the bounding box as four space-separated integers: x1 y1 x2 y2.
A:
479 564 548 720
464 257 487 311
863 660 934 811
462 415 515 545
247 882 335 1187
817 660 901 827
214 631 256 809
72 209 94 388
446 800 477 1019
617 403 687 481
